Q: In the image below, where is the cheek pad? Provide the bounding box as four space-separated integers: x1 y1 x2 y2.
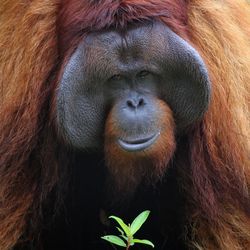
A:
56 44 106 150
155 25 210 130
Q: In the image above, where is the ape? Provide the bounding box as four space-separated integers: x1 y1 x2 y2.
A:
0 0 249 250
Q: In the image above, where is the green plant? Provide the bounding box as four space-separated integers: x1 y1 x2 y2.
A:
101 210 154 250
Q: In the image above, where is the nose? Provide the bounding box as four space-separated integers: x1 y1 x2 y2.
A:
126 96 145 110
116 93 157 133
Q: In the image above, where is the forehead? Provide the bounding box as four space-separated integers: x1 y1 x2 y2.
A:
82 22 169 68
85 23 166 56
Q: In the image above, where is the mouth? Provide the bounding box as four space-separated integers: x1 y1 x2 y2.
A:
118 132 160 152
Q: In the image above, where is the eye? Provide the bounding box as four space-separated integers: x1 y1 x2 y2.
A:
137 71 150 78
110 74 122 81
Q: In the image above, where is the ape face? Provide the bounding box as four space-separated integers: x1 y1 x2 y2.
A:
57 21 210 191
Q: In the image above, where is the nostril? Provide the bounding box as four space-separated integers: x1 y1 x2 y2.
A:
138 98 144 107
126 96 146 109
127 100 134 108
126 98 145 109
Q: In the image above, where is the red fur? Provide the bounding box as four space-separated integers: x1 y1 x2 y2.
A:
58 0 189 56
0 0 249 249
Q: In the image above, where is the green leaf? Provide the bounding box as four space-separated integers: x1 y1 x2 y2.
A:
130 210 150 235
129 241 135 246
120 235 128 241
133 239 155 248
116 226 124 235
109 216 131 236
101 235 127 247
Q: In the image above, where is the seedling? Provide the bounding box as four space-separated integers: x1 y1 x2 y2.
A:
101 210 154 249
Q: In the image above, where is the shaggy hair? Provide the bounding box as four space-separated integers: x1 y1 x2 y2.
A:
0 0 249 249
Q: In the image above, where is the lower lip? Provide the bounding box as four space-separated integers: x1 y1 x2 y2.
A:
118 132 160 152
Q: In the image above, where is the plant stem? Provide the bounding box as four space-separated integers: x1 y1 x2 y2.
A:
126 238 131 250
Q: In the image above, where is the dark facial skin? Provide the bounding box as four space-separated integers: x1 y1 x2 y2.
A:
56 21 210 152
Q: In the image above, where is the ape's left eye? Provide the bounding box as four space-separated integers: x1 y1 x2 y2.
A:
137 71 150 78
110 74 122 81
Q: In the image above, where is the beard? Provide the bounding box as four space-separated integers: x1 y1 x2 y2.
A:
104 103 176 196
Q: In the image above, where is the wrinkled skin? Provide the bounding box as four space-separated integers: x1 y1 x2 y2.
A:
57 21 210 150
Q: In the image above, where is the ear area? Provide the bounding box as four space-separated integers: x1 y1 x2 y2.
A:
155 22 211 131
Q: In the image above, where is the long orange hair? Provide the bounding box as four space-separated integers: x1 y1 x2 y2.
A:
0 0 249 249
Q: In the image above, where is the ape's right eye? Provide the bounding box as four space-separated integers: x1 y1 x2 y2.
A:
137 70 150 78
